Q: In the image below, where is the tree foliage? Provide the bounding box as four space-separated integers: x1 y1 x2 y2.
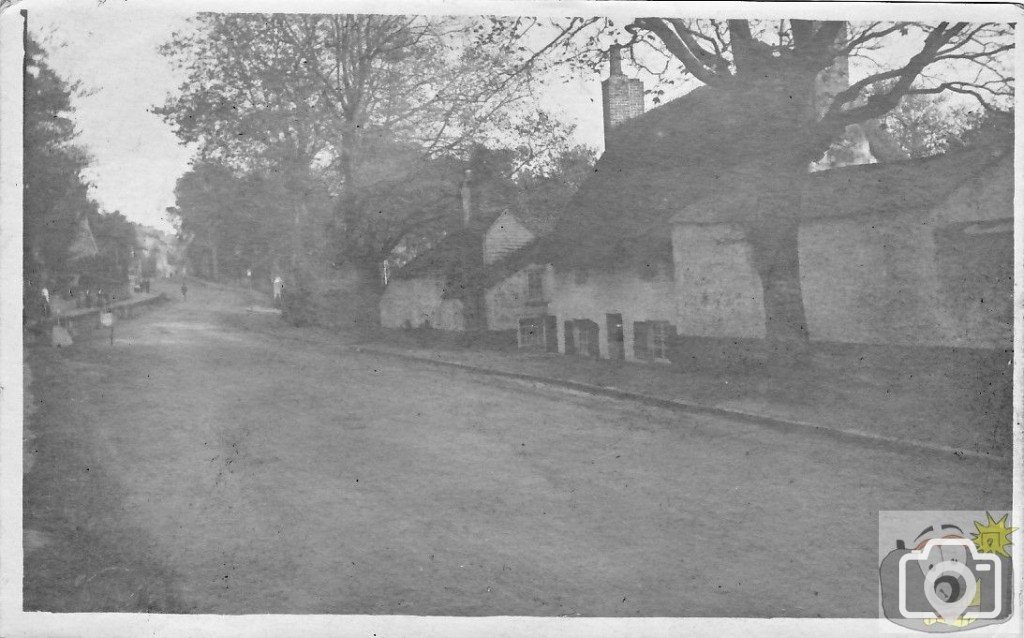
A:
24 32 138 317
171 161 332 281
157 14 572 275
23 33 95 279
483 18 1012 161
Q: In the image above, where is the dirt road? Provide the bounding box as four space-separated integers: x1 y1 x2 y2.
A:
23 283 1013 616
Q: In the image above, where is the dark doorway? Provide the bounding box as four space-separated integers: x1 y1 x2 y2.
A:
606 313 624 360
544 315 558 353
563 320 575 355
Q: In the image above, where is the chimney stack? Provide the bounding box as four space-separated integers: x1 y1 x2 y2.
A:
608 43 623 76
601 44 644 147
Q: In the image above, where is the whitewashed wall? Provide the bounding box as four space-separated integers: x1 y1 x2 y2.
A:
548 269 676 360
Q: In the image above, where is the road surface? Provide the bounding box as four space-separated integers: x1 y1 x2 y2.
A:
23 283 1013 616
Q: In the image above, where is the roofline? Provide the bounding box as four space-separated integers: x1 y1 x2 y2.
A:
806 142 1010 181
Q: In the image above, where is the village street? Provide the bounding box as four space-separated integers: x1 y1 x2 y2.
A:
24 284 1012 617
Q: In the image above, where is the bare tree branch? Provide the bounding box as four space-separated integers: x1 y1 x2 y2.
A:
633 17 731 86
822 22 969 126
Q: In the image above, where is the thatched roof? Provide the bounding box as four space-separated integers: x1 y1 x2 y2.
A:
539 85 786 269
538 83 1014 270
390 229 475 281
390 202 560 285
510 207 558 237
671 143 1011 225
801 144 1011 220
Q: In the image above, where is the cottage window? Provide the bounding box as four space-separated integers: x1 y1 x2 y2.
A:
572 319 600 357
633 321 651 360
650 321 673 360
634 320 675 361
527 270 545 301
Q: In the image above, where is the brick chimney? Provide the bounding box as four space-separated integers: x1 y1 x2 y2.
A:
601 44 644 145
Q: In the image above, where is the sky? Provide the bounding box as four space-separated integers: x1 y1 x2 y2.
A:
31 3 197 233
28 2 609 234
25 2 1013 235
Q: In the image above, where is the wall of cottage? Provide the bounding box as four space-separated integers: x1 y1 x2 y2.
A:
548 270 676 360
672 224 766 338
379 276 465 331
669 159 1013 350
485 264 554 332
801 160 1012 349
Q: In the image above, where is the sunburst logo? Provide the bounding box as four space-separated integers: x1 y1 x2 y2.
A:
971 512 1016 558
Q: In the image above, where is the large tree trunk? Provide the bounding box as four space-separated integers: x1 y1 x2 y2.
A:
748 216 810 371
347 258 385 333
338 127 359 262
739 71 835 373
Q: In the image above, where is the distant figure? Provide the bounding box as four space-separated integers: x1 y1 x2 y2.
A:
180 281 188 301
40 287 50 317
143 279 151 293
272 276 283 306
51 323 73 348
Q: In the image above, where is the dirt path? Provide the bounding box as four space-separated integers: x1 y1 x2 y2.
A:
24 283 1013 616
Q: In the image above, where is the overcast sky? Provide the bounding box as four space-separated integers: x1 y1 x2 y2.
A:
29 3 608 234
26 2 1012 235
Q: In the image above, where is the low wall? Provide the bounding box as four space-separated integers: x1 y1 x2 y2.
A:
38 293 168 337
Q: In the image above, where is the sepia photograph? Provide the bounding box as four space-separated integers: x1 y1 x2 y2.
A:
1 0 1020 636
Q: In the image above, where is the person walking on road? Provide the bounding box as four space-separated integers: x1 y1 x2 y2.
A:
272 275 283 307
180 281 188 301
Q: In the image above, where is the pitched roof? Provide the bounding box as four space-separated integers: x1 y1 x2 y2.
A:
67 215 99 262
